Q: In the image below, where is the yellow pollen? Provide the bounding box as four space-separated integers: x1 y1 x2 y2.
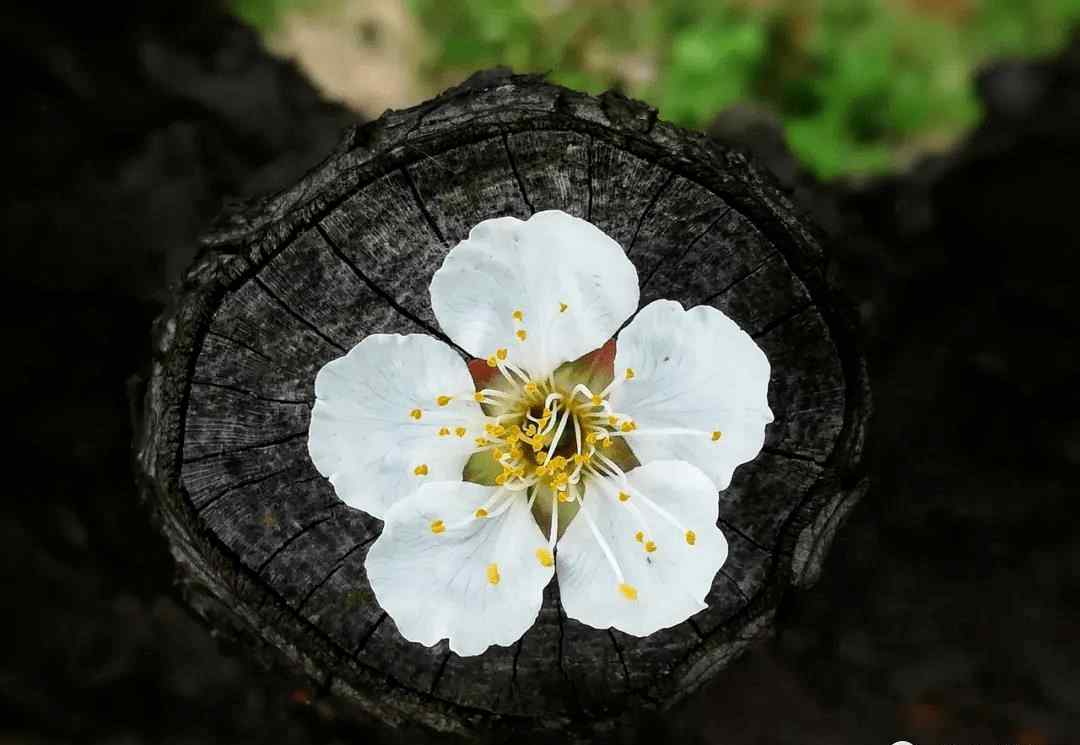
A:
635 530 644 543
625 368 636 380
497 348 508 360
585 432 598 445
495 472 508 485
454 426 467 438
512 309 524 322
602 437 613 448
559 302 568 313
492 447 504 460
524 382 540 396
644 541 657 553
618 583 638 600
474 508 488 518
535 451 548 465
591 394 603 406
557 490 570 502
438 427 450 437
685 530 697 546
535 547 554 567
516 329 528 341
474 391 485 402
414 464 429 476
487 355 498 367
618 491 630 502
475 437 489 447
486 563 501 585
620 420 637 432
711 430 723 441
608 415 619 426
429 520 445 534
409 408 422 420
436 395 453 406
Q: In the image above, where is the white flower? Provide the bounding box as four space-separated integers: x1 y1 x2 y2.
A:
308 210 773 656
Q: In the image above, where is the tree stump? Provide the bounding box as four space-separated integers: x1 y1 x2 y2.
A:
135 70 870 740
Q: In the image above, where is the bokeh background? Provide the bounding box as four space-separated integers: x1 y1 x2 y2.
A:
4 1 1079 744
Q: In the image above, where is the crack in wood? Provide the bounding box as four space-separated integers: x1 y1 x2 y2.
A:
252 277 347 353
638 205 733 292
762 445 821 464
687 618 705 640
401 166 449 247
352 611 387 655
191 379 312 406
255 512 337 575
606 629 631 687
717 517 773 555
204 329 304 376
626 171 675 256
718 567 751 607
585 135 594 221
699 250 779 306
750 300 813 340
296 536 375 613
430 649 452 695
314 224 467 357
502 133 535 215
196 464 298 514
181 429 308 465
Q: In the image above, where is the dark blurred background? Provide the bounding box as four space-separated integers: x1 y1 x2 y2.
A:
3 1 1078 743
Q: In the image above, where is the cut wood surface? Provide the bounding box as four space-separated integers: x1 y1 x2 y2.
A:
135 69 870 740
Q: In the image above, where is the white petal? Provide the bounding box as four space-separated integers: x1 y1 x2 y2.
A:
308 334 481 519
366 481 554 656
611 300 773 490
430 210 639 376
556 461 727 636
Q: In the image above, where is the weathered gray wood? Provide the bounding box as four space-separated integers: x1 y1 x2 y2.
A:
135 69 870 741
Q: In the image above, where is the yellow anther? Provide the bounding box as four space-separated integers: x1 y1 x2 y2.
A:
516 329 528 341
608 415 619 427
618 583 638 600
535 547 554 567
549 456 567 470
475 437 489 447
625 368 636 380
644 541 657 553
510 446 524 460
618 491 630 502
602 437 614 449
492 447 504 460
535 451 548 465
685 530 697 546
535 464 549 477
524 382 540 396
409 408 422 420
487 355 498 367
496 348 508 360
474 508 488 518
486 563 501 585
438 427 450 437
557 490 570 502
635 530 644 543
430 520 445 534
454 426 467 438
414 464 429 476
495 472 509 485
474 391 485 402
485 423 504 436
585 432 599 445
620 420 637 432
712 430 723 441
591 394 603 406
512 309 524 322
559 302 568 313
437 395 453 407
574 453 592 466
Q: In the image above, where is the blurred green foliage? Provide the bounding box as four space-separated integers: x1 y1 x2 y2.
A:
233 0 1080 178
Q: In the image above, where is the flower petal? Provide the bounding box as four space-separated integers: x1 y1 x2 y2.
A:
308 334 481 519
430 210 639 376
556 461 727 636
366 481 554 656
611 300 773 490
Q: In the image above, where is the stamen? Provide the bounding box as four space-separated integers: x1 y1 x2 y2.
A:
430 520 445 534
618 583 638 600
454 426 467 438
574 489 625 583
512 310 524 322
712 430 723 441
535 547 554 567
436 395 453 406
685 530 697 546
618 491 630 502
413 464 429 476
409 408 422 420
438 427 450 437
559 302 568 313
516 329 528 341
635 530 644 542
474 508 488 518
486 563 501 585
644 540 657 553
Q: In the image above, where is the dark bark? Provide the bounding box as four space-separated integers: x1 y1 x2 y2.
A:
135 70 870 738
